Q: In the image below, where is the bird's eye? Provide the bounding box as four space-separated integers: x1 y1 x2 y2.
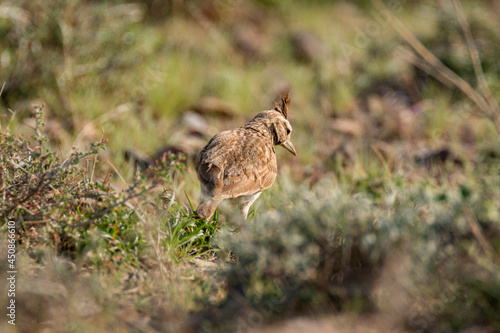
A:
286 128 291 135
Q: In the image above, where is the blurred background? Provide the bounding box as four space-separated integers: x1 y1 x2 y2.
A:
2 0 499 183
1 0 500 332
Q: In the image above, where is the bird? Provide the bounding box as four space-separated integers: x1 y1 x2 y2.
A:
195 91 296 220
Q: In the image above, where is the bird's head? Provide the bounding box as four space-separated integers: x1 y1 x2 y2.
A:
244 91 297 156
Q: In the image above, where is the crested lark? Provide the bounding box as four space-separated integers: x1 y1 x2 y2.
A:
195 91 296 220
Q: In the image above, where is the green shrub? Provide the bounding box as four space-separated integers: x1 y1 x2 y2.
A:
206 174 500 332
0 106 154 268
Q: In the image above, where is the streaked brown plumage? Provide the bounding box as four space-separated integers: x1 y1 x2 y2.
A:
195 91 296 220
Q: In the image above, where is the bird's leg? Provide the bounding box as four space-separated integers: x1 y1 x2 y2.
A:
240 192 262 220
196 200 220 220
196 189 221 220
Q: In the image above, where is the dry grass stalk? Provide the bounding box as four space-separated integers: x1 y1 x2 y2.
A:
371 0 500 133
463 206 494 255
451 0 500 114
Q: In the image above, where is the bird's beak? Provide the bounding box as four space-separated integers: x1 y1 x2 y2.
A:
280 140 297 156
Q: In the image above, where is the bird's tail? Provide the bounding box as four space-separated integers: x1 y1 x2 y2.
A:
196 200 218 220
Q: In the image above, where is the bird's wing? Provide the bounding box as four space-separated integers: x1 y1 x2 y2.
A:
222 134 277 197
196 129 277 200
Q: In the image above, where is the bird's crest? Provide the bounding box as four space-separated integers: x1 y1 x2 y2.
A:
274 90 290 119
